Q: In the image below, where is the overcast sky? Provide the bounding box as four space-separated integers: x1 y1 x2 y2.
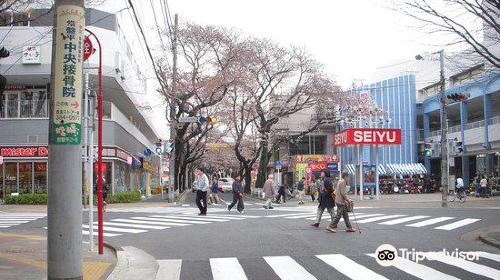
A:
98 0 471 136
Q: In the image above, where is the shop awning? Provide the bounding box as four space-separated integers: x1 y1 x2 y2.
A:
385 163 427 175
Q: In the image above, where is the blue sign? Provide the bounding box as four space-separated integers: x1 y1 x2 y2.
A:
327 163 338 171
144 148 152 156
276 161 282 168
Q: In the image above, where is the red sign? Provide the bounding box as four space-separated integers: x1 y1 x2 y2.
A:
83 36 93 62
94 162 107 173
308 162 327 172
333 128 402 147
0 146 49 157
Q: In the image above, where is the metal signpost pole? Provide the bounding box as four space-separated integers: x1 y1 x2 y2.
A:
88 93 94 251
47 0 85 278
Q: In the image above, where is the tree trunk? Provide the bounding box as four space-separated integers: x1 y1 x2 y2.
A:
255 142 270 189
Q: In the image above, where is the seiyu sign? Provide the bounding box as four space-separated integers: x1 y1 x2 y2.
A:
333 128 402 147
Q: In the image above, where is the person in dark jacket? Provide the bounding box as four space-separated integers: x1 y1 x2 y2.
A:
276 183 286 203
228 174 245 214
310 169 336 228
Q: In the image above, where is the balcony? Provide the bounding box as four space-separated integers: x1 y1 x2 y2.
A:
0 100 48 119
428 116 500 137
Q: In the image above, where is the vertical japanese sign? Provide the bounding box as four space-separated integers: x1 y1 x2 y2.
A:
52 6 84 145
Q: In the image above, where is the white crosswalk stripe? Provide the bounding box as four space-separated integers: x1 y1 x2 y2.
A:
130 217 209 225
161 251 500 280
317 254 389 280
98 222 169 230
356 215 406 224
0 213 46 228
434 218 481 230
149 215 230 222
378 215 430 225
366 254 460 280
82 224 147 234
406 217 455 227
267 211 481 231
210 258 248 280
264 256 317 280
433 252 500 279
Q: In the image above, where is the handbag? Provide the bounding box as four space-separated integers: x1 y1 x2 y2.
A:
331 189 337 201
346 198 354 212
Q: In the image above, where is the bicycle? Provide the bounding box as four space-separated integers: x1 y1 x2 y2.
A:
448 188 466 203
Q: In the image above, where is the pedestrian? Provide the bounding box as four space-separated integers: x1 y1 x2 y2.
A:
297 177 305 204
327 172 356 233
195 168 209 216
309 179 317 202
310 169 336 228
263 174 277 209
316 178 323 202
211 178 220 204
276 183 286 203
228 174 245 214
480 176 489 198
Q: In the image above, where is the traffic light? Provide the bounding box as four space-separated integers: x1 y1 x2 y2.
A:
198 116 217 124
456 141 463 154
446 92 470 102
155 140 162 154
424 143 432 157
164 141 174 154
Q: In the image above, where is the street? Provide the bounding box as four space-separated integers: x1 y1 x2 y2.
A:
2 192 500 279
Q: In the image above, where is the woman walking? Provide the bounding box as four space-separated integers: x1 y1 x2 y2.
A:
310 169 336 228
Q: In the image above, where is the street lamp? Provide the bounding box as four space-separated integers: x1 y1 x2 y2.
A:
416 50 448 207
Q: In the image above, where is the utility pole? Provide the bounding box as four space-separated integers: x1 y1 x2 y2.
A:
47 0 85 279
438 49 448 207
168 14 178 201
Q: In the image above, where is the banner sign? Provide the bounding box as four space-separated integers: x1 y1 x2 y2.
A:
51 5 85 145
333 128 402 147
308 162 327 172
0 146 49 157
295 155 338 163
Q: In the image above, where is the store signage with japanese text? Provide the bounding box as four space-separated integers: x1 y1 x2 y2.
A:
22 46 41 64
295 155 338 163
0 146 49 157
308 162 327 172
51 5 85 145
333 128 402 147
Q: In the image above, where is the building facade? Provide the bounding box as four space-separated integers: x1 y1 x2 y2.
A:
0 8 162 199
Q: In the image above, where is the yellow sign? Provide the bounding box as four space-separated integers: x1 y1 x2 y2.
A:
52 5 85 145
143 162 157 173
295 163 307 182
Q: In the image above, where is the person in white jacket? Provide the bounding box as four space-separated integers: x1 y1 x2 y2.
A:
263 174 277 209
195 169 210 215
455 177 464 196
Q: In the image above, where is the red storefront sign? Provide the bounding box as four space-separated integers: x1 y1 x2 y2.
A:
308 162 327 172
0 146 49 157
333 128 402 147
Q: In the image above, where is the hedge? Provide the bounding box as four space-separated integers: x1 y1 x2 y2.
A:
107 191 141 203
4 194 47 204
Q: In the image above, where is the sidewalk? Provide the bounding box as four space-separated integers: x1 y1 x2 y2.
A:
0 232 115 280
263 192 500 209
0 192 188 213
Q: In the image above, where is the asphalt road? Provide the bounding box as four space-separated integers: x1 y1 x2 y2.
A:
2 192 500 280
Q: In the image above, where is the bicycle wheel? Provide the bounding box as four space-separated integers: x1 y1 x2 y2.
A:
459 192 466 203
448 193 456 202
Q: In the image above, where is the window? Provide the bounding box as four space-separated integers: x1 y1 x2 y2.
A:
34 162 47 194
1 87 48 118
289 136 326 155
19 162 32 194
4 163 18 195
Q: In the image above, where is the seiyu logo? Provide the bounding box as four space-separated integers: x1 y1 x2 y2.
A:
375 244 398 267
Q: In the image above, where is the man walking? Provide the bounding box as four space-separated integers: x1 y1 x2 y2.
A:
228 174 245 214
276 183 286 203
309 179 317 202
211 178 220 204
195 168 209 216
297 177 305 204
310 169 336 228
263 174 277 209
327 172 356 233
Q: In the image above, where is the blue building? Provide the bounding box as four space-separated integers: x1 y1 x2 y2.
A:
422 70 500 186
339 74 419 170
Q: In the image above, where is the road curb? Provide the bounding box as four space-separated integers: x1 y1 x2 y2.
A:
479 233 500 250
104 243 128 280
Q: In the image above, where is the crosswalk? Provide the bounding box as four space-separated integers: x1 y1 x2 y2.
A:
156 252 500 280
265 212 481 231
53 213 259 238
0 213 46 228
